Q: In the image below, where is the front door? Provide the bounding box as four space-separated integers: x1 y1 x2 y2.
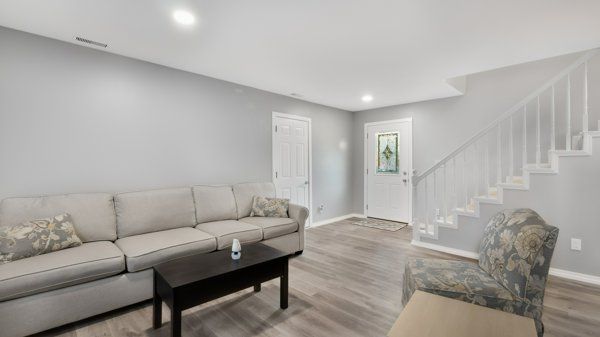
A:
272 114 310 215
366 120 411 222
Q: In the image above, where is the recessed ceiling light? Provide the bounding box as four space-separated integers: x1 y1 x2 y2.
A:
362 94 373 103
173 10 195 25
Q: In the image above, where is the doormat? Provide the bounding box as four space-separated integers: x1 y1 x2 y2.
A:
352 218 408 232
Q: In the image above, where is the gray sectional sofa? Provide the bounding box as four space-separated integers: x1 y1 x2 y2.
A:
0 182 308 337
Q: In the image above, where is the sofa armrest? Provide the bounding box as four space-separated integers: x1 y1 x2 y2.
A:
288 203 309 251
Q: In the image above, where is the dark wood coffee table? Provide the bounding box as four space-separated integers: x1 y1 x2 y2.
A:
152 243 290 337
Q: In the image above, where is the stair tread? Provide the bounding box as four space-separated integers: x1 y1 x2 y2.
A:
550 150 590 156
525 163 551 169
498 182 527 189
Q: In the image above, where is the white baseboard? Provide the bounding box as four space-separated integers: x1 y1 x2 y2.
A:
549 268 600 286
411 239 600 286
410 240 479 259
310 213 365 228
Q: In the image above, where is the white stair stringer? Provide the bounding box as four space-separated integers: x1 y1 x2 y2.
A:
428 130 600 240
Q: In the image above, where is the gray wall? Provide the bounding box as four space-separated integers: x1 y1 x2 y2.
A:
0 26 353 222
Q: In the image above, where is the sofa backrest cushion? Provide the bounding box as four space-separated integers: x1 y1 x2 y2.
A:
192 185 237 224
115 187 196 238
0 193 117 242
478 208 559 301
232 182 276 219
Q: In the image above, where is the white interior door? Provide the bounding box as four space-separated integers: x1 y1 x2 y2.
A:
273 114 310 214
366 120 411 222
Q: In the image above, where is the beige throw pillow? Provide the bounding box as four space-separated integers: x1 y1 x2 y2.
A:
250 196 289 218
0 213 83 264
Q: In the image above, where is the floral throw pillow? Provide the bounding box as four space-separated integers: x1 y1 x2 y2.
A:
0 213 83 264
250 196 289 218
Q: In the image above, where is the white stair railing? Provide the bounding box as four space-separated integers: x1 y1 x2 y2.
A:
412 49 599 240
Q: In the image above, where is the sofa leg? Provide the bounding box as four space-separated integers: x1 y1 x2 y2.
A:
294 250 304 256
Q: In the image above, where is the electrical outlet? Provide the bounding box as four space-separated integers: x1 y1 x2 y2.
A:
318 204 325 213
571 238 582 251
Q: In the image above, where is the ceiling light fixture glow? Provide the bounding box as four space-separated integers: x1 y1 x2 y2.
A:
361 94 373 103
173 10 195 25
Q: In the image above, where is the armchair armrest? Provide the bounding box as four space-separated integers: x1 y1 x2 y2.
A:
288 203 309 251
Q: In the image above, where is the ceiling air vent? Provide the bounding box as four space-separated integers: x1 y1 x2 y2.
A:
75 36 107 48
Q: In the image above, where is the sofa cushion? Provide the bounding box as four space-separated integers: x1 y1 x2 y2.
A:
0 241 124 301
195 220 262 250
115 228 216 272
239 217 298 240
192 185 237 224
0 193 117 242
0 213 82 264
115 188 196 238
232 182 276 219
478 209 559 300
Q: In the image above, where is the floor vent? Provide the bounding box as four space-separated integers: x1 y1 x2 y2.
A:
75 36 108 48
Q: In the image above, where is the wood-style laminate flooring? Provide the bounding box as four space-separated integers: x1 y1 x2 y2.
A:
35 218 600 337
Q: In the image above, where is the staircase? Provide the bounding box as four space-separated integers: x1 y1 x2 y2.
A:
412 49 600 242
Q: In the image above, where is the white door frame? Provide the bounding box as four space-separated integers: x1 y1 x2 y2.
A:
363 118 413 224
272 111 313 227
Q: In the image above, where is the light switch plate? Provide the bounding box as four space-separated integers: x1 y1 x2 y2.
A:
571 238 582 251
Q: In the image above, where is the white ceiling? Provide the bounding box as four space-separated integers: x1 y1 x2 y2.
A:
1 1 600 111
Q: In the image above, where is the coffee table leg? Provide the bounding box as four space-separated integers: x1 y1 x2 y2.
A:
254 284 262 292
280 260 288 309
153 273 162 329
171 306 182 337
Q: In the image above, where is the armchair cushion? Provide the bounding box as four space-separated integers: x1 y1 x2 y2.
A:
478 209 559 301
403 258 544 335
402 258 515 306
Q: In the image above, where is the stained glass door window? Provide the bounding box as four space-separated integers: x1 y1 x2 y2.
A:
376 132 399 174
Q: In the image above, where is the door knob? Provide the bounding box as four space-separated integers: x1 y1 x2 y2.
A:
304 181 309 185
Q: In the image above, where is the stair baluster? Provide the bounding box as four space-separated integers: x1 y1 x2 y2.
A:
584 61 589 133
474 143 479 201
509 116 514 182
566 74 572 150
443 164 448 224
496 124 502 184
485 136 490 198
551 85 556 151
453 156 457 217
463 150 468 209
523 105 528 171
423 177 429 232
433 168 437 222
536 96 542 166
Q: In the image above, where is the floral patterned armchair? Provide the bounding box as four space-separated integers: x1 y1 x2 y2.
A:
402 209 559 337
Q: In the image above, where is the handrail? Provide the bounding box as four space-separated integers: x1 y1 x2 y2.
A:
413 48 600 185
